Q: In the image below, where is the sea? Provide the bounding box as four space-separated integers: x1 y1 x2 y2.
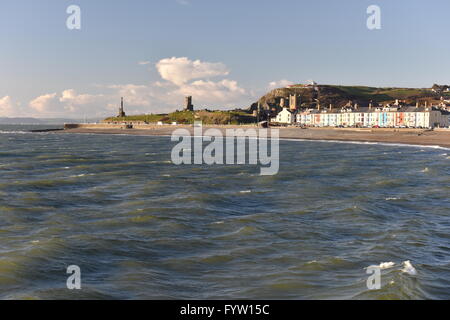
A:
0 124 449 300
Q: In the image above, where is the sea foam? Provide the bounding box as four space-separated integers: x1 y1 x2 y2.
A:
402 261 417 275
366 262 396 270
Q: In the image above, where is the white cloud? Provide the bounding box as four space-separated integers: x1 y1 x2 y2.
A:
138 61 151 65
28 91 108 117
26 86 162 118
59 89 107 115
176 79 246 107
0 96 19 117
156 57 229 86
60 89 101 105
107 84 152 107
268 79 294 90
151 57 249 109
29 93 59 114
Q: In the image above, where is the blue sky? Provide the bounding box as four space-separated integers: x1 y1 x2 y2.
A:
1 0 449 118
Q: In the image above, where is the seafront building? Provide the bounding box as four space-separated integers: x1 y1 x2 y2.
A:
272 104 449 128
274 108 295 124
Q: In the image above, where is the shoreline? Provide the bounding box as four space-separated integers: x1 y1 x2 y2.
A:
59 126 450 149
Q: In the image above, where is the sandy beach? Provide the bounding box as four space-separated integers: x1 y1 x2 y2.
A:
60 125 450 149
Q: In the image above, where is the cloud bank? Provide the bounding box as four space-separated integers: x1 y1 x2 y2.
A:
0 96 17 117
1 57 252 118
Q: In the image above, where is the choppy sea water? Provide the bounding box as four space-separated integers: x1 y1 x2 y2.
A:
0 125 449 300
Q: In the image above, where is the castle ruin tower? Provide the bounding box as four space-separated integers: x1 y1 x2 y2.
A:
289 94 298 111
118 97 126 117
185 96 194 111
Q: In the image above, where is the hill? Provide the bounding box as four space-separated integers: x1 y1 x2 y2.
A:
250 84 442 111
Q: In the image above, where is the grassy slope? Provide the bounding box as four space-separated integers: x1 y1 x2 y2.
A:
105 110 256 125
328 85 432 102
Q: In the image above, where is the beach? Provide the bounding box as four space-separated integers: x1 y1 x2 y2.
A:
61 125 450 149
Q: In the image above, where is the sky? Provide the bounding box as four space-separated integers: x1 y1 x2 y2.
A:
1 0 450 118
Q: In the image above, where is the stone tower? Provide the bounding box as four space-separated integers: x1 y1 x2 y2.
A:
118 97 126 117
289 94 298 111
185 96 194 111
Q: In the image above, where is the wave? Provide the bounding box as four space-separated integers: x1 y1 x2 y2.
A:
366 262 396 270
0 130 30 134
0 130 59 135
279 138 450 150
402 261 417 275
215 226 259 240
168 133 450 151
366 260 417 275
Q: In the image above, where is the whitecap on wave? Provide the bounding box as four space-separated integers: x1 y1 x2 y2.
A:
401 260 417 275
366 260 417 275
366 262 396 270
0 130 29 134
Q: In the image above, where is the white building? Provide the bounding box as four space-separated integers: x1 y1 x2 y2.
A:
295 106 449 129
273 108 294 124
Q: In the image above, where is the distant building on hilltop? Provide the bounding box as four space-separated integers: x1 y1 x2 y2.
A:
185 96 194 111
118 97 126 117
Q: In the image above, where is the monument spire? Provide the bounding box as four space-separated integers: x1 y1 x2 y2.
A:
118 97 126 117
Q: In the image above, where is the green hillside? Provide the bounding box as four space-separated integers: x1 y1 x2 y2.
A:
330 86 430 101
105 110 256 125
